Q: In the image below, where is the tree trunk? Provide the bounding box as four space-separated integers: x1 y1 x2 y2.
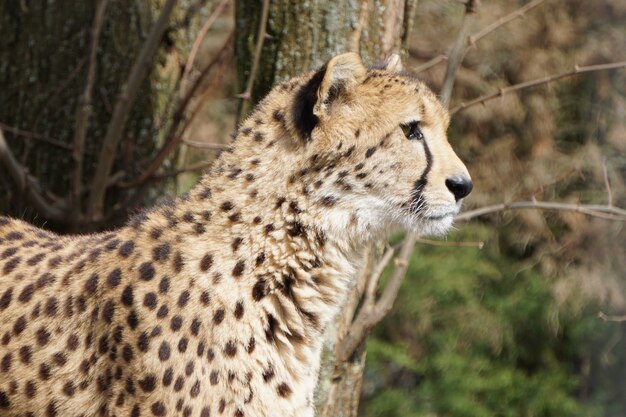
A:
235 1 417 415
0 1 203 231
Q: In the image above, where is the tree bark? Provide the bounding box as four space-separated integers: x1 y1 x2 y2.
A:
235 1 417 415
0 1 203 231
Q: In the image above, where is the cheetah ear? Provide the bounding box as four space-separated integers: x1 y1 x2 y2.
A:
383 54 403 72
313 53 366 118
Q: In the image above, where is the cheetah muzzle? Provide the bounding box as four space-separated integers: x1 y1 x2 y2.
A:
0 53 471 417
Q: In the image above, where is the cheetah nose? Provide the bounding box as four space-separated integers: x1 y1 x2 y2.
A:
445 177 473 201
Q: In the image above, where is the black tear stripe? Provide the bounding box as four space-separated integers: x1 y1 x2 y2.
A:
411 139 433 213
292 66 326 142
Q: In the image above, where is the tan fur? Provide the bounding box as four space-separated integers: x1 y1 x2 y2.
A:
0 54 470 417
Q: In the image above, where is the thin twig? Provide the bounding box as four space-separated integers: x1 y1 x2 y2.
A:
415 237 484 248
118 160 215 188
71 0 109 214
451 61 626 115
86 0 178 221
151 160 215 180
363 245 397 305
179 0 230 96
0 122 71 150
598 312 626 323
413 0 545 75
33 56 87 130
467 0 546 46
455 200 626 222
0 130 67 221
119 31 233 188
236 0 270 120
348 0 370 53
414 54 448 74
182 139 230 150
440 0 477 107
601 158 613 207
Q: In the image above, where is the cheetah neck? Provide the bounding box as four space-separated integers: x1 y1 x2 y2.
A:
133 150 363 383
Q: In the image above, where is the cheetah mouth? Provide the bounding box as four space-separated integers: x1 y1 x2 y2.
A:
423 213 455 221
421 206 459 221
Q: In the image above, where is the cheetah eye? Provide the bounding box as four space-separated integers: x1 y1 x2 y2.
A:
400 121 424 141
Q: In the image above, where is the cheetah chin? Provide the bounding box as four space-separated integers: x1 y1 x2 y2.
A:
0 53 471 417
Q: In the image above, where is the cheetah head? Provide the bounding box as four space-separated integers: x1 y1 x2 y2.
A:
249 53 472 240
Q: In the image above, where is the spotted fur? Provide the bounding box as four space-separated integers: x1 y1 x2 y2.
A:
0 53 470 416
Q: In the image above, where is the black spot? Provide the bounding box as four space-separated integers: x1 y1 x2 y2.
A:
126 310 139 330
178 290 190 307
224 340 237 357
173 252 184 273
321 196 337 206
138 262 155 281
159 277 170 294
137 332 150 352
277 382 292 397
157 305 169 318
200 291 210 306
231 237 243 252
152 243 170 262
121 286 133 306
252 279 266 301
199 254 213 272
234 301 244 319
18 284 34 303
118 240 135 257
170 315 183 331
213 308 225 325
365 146 377 158
255 253 266 267
107 268 122 287
139 374 157 392
232 260 245 278
83 273 99 295
178 337 188 352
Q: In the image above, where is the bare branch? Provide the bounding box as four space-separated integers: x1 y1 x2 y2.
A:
338 234 417 362
0 130 67 221
455 200 626 222
598 312 626 323
413 54 448 74
117 160 215 187
381 0 406 57
440 0 477 106
180 0 230 96
0 122 71 150
601 158 613 207
363 245 397 305
119 31 233 188
86 0 178 221
413 0 545 75
416 237 484 248
348 0 370 53
236 0 270 120
182 139 230 150
71 0 109 213
451 61 626 115
468 0 546 46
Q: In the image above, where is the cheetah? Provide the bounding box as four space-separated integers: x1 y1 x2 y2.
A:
0 53 472 417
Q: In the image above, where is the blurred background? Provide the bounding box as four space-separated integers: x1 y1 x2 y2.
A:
0 0 624 416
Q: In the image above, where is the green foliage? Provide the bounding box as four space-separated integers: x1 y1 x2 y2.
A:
360 224 623 417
